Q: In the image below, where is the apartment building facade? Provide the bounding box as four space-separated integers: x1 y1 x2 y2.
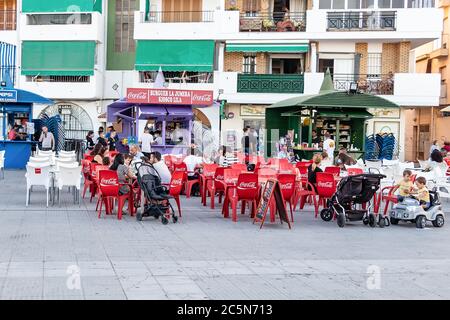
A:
414 0 450 160
0 0 443 160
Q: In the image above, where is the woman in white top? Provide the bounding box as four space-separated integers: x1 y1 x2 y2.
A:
323 132 335 162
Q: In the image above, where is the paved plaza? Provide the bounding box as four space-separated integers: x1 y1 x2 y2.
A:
0 170 450 300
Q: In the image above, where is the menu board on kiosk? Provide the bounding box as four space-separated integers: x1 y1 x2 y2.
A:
254 179 291 229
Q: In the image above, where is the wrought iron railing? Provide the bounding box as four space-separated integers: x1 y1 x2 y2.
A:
237 74 304 93
139 71 214 84
142 11 214 23
327 11 396 31
25 75 90 83
0 66 16 86
333 74 394 95
239 11 306 32
0 10 16 30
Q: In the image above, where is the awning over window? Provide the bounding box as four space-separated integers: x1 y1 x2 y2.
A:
135 40 215 72
21 41 96 76
226 42 309 53
22 0 102 13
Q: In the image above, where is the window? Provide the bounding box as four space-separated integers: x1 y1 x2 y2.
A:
0 0 16 30
243 54 257 74
367 53 382 77
27 13 92 25
319 0 332 9
115 0 136 53
332 0 346 9
348 0 361 9
379 0 405 8
243 0 260 15
361 0 375 8
408 0 435 7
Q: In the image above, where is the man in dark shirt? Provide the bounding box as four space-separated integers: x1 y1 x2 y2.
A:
241 127 250 164
311 129 321 144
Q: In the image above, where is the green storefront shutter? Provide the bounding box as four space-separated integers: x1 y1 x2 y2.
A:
22 0 102 13
135 40 215 72
22 41 96 76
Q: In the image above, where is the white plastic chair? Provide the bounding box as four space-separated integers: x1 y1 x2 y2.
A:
59 150 75 155
0 153 4 180
55 157 77 167
37 149 55 156
29 156 51 163
54 164 82 206
365 159 382 173
25 163 52 207
418 159 429 169
382 159 399 167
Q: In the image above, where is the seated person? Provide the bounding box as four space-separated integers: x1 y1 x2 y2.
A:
129 144 144 162
149 151 172 185
109 154 135 197
411 176 431 210
102 157 111 166
395 169 413 201
335 147 356 169
183 149 203 196
277 145 289 159
320 151 333 169
308 154 323 191
152 131 163 145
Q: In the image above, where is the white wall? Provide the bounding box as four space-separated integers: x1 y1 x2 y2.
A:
389 73 441 106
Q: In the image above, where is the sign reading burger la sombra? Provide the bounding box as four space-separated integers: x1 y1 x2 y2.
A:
126 88 214 106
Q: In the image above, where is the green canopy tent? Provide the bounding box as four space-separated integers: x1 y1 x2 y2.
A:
265 69 400 158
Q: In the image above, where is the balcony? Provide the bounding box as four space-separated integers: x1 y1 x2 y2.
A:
0 10 16 30
143 11 214 23
139 71 213 84
239 12 306 32
237 74 304 94
327 11 396 32
333 74 394 95
0 66 16 86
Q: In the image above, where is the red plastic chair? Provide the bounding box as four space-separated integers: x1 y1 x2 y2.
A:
324 166 341 178
173 162 188 173
316 172 337 209
257 168 278 184
295 178 319 217
381 185 399 217
81 159 94 199
84 154 94 161
279 161 295 173
200 163 218 206
206 167 226 209
277 174 297 222
221 169 242 218
169 171 185 217
231 163 248 172
296 161 312 169
109 151 119 158
347 168 364 176
226 173 259 222
97 170 129 220
89 162 101 202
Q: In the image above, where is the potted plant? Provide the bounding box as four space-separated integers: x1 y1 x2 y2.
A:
293 19 305 31
262 19 274 31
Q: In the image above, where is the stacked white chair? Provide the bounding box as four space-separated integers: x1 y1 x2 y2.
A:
418 159 429 169
54 163 82 206
365 159 382 173
0 150 5 180
25 162 52 207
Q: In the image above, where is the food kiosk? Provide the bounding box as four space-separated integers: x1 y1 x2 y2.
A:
266 70 399 160
0 85 53 169
107 88 214 155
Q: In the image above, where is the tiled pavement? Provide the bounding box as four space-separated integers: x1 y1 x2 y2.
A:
1 170 450 300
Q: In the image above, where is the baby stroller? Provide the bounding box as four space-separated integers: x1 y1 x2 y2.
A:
321 173 386 228
134 162 178 224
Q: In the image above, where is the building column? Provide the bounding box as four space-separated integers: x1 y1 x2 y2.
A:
218 42 225 72
310 42 317 73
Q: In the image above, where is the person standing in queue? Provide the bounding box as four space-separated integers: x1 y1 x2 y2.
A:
323 132 335 163
140 127 154 158
242 127 250 164
86 130 95 151
108 130 118 151
39 126 55 151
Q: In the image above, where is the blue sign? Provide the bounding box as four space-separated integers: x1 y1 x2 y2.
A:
0 90 17 103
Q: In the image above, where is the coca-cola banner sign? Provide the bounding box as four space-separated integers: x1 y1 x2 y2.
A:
127 88 214 106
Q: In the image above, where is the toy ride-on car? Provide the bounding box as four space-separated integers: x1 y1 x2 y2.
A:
389 191 445 229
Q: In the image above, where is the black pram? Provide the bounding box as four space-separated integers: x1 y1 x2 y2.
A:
320 173 386 228
135 162 178 224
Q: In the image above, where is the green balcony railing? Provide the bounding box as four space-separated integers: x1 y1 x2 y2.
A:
237 74 304 94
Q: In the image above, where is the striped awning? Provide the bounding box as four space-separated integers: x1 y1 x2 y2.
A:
226 42 309 53
0 42 16 85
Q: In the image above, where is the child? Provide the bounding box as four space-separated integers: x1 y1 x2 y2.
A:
412 176 431 210
395 169 413 201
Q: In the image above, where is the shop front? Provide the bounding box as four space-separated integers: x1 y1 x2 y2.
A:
266 71 399 160
0 85 53 169
107 88 214 155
